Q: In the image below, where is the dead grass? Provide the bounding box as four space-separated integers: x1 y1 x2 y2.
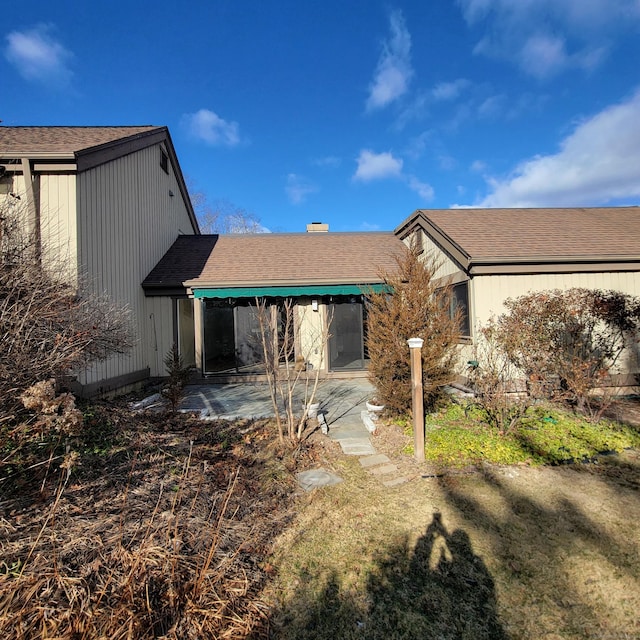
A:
266 416 640 639
0 405 308 639
3 399 640 639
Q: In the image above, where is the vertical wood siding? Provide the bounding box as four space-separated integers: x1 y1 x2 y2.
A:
297 298 326 371
421 231 462 279
6 173 78 281
405 230 462 279
472 272 640 328
39 173 78 281
77 144 195 386
472 272 640 376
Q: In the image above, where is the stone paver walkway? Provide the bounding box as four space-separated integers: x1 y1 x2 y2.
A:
176 379 410 489
328 412 409 488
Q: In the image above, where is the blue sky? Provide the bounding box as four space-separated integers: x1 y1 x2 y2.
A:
2 1 640 232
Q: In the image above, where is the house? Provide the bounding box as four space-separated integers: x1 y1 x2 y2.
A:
0 126 199 395
395 207 640 383
143 225 406 379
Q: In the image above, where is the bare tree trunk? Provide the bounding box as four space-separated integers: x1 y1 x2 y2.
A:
255 298 284 444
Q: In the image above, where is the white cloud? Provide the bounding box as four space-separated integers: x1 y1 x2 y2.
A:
352 149 434 201
407 175 435 202
353 150 403 182
432 79 470 101
5 24 72 86
366 10 413 111
182 109 241 147
285 173 318 204
519 34 569 79
438 155 457 170
405 130 433 160
458 0 639 78
464 89 640 207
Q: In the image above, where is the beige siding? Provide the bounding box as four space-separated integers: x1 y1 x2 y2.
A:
39 173 78 280
297 298 327 371
77 144 195 386
472 272 640 328
421 230 461 279
5 172 78 281
405 229 463 280
472 271 640 376
6 173 38 239
146 297 176 377
178 299 196 367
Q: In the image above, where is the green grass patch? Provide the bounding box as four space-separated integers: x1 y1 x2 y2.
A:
423 402 640 467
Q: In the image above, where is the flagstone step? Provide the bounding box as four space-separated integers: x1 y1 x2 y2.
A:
382 476 409 488
359 454 391 468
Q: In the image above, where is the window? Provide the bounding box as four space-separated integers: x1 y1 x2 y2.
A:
0 176 12 195
451 282 470 337
160 149 169 174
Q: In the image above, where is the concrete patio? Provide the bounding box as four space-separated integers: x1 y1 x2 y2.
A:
179 378 410 489
181 378 374 426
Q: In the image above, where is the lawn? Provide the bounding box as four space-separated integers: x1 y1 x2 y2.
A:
1 398 639 639
265 402 640 640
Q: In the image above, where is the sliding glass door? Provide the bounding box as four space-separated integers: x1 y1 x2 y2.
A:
328 300 366 370
203 300 263 374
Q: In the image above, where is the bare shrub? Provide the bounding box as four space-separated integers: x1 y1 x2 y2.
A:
365 246 461 415
492 288 640 421
255 298 331 443
467 323 531 434
0 202 134 416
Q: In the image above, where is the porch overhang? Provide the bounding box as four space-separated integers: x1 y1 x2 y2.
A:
191 283 389 299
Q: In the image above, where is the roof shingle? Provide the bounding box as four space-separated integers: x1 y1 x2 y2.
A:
0 126 161 156
399 207 640 262
144 232 406 291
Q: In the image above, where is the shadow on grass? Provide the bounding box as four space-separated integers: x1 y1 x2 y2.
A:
436 464 640 638
268 512 509 640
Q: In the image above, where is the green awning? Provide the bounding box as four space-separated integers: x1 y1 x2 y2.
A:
192 284 389 299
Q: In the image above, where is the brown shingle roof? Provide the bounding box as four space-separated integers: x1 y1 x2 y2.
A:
143 232 406 292
189 232 405 287
397 207 640 265
0 126 161 156
142 236 220 293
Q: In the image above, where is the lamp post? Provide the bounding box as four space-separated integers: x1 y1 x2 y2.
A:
407 337 425 462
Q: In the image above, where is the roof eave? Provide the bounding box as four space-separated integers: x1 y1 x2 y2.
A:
76 127 199 234
394 209 472 271
0 151 76 161
469 257 640 275
185 276 387 289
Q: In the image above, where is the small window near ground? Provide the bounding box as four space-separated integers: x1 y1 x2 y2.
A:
160 150 169 174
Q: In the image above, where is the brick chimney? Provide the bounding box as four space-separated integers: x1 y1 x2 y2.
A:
306 221 329 233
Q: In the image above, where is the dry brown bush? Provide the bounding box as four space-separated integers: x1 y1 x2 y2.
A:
0 411 299 639
0 202 134 416
491 288 640 422
467 324 531 434
365 245 461 415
